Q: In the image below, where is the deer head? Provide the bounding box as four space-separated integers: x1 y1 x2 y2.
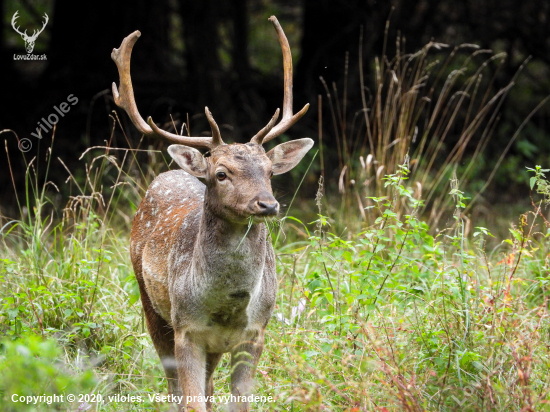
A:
11 11 49 54
112 16 313 224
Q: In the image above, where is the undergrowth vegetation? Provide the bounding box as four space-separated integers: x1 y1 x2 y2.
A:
1 36 550 411
270 166 550 411
319 32 550 234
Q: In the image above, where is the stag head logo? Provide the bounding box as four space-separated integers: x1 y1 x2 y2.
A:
11 11 48 54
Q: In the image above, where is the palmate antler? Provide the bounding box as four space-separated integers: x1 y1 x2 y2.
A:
111 31 224 150
112 16 307 150
250 16 309 145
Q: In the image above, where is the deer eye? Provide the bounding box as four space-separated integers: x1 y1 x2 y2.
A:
270 171 274 178
216 171 227 181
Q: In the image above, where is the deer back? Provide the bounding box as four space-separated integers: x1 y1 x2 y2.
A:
130 169 204 321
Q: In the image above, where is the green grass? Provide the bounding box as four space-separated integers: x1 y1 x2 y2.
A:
1 138 549 411
1 33 550 411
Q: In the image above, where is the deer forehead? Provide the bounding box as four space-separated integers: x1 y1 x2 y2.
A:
209 143 271 173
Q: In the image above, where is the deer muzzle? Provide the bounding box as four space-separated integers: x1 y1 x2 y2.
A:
253 192 279 217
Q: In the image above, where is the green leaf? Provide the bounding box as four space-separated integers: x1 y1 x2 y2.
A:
8 308 19 320
304 350 319 358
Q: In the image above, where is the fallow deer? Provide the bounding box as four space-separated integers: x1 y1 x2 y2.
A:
111 16 312 412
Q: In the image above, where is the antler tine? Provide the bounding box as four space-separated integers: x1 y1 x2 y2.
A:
256 16 309 145
111 31 150 136
111 31 221 150
205 107 224 146
11 11 27 37
32 13 49 39
250 108 280 144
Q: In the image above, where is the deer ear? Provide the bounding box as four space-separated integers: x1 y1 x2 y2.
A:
267 138 314 175
168 145 208 178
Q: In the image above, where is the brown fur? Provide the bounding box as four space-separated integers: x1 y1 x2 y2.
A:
130 141 311 411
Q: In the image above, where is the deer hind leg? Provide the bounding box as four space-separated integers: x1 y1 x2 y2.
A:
175 329 207 412
229 330 265 412
137 280 180 397
205 353 223 412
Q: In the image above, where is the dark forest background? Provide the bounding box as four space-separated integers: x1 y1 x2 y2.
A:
1 0 550 218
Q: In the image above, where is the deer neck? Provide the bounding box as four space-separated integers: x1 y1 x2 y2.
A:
192 201 267 285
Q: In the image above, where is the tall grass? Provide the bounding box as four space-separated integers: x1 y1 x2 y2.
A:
0 127 175 411
319 28 548 234
1 34 550 412
270 166 550 411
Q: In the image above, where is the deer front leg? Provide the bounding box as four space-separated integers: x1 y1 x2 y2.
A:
205 353 223 412
174 329 207 412
229 330 265 412
136 280 181 398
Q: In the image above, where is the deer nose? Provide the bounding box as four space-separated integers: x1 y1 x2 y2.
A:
258 200 279 215
255 193 279 216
